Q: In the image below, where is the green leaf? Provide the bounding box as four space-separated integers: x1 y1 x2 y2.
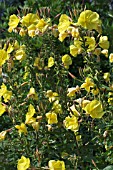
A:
103 165 113 170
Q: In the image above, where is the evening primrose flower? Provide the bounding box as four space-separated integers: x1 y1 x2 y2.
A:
59 32 68 42
7 43 14 54
0 49 9 66
0 103 6 116
25 104 36 124
8 14 20 32
52 100 62 114
109 53 113 63
19 28 26 36
48 160 65 170
0 83 12 102
58 14 71 34
77 10 101 32
85 36 96 51
62 54 72 69
36 18 49 33
15 48 26 61
67 86 80 97
70 45 79 57
103 72 110 82
17 156 30 170
0 131 7 141
67 26 79 38
46 112 58 124
64 115 79 132
48 57 54 67
28 24 36 37
81 77 94 92
101 49 108 58
83 100 104 118
99 36 109 49
3 90 12 102
21 13 39 27
46 90 59 102
15 123 27 136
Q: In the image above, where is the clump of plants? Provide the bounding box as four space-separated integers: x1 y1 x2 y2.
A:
0 7 113 170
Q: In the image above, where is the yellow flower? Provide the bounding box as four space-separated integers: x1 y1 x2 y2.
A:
58 32 68 42
48 57 54 68
19 28 26 36
58 14 71 34
101 49 108 58
91 87 99 95
0 49 9 66
0 83 7 96
15 123 27 136
25 104 36 124
81 77 94 92
0 83 12 102
52 100 62 114
8 14 20 32
85 36 96 51
3 90 12 102
34 57 44 70
84 100 104 118
62 54 72 69
64 115 79 132
36 18 48 33
28 24 36 37
15 48 26 61
21 13 39 27
48 160 65 170
69 104 80 116
17 156 30 170
67 26 79 38
27 87 38 100
99 36 109 49
46 90 59 102
109 53 113 63
108 98 113 105
103 72 110 82
70 45 79 57
0 131 7 141
7 43 14 54
46 112 58 124
77 10 101 32
0 103 6 116
67 86 80 97
81 99 90 109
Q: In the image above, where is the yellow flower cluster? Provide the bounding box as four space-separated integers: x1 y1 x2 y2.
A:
0 83 12 103
46 90 62 125
8 13 51 37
